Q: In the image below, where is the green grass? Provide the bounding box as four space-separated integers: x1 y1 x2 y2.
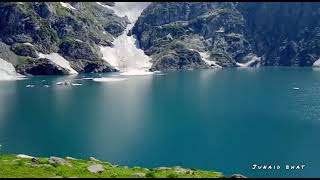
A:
0 155 224 178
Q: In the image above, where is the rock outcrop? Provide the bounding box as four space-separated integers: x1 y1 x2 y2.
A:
2 2 320 74
0 2 125 75
87 164 105 174
132 2 320 70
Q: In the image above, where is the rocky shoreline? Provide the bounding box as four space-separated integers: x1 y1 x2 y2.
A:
0 154 247 178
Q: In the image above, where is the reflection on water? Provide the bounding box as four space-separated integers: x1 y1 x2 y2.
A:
0 68 320 178
0 81 17 136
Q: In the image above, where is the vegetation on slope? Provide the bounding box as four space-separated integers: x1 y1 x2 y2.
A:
0 154 225 178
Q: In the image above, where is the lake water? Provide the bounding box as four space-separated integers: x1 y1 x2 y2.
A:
1 67 320 178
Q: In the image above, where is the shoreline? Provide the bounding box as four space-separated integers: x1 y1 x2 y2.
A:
0 154 247 178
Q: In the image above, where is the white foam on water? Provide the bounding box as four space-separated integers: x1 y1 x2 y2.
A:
0 58 24 81
38 53 78 75
60 2 77 10
99 2 153 76
93 77 127 82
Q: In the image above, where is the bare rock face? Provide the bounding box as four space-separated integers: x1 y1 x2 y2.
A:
15 58 70 75
133 2 320 70
10 43 38 58
0 2 128 75
87 164 105 174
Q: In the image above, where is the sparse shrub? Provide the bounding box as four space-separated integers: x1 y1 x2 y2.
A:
146 172 156 178
167 174 179 178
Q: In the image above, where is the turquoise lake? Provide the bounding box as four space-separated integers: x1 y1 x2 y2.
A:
1 67 320 178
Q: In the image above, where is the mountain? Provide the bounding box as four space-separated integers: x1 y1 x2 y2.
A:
132 2 320 71
1 2 320 77
0 2 128 75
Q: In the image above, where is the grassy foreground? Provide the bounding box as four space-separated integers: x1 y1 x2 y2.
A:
0 155 225 178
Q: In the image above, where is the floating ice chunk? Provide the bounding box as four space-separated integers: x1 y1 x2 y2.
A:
120 70 153 76
82 78 94 80
26 85 35 88
93 77 126 82
56 82 71 86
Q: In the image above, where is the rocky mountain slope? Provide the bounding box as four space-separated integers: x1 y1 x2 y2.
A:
0 2 128 75
1 2 320 76
132 2 320 71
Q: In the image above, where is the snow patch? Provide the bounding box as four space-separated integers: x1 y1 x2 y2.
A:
0 58 24 81
100 2 153 76
23 42 33 47
60 2 77 10
107 2 150 23
75 39 83 43
96 2 108 8
38 53 78 75
237 54 261 67
199 51 222 68
313 58 320 67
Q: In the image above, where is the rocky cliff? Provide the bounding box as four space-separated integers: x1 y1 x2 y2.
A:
132 2 320 71
1 2 320 75
0 2 127 75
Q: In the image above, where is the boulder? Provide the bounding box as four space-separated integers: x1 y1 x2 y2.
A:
48 156 72 167
133 173 146 177
87 164 105 174
174 167 194 175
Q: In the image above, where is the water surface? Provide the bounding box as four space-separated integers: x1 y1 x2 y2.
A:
1 67 320 178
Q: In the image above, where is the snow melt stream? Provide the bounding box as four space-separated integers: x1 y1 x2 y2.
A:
99 2 153 76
